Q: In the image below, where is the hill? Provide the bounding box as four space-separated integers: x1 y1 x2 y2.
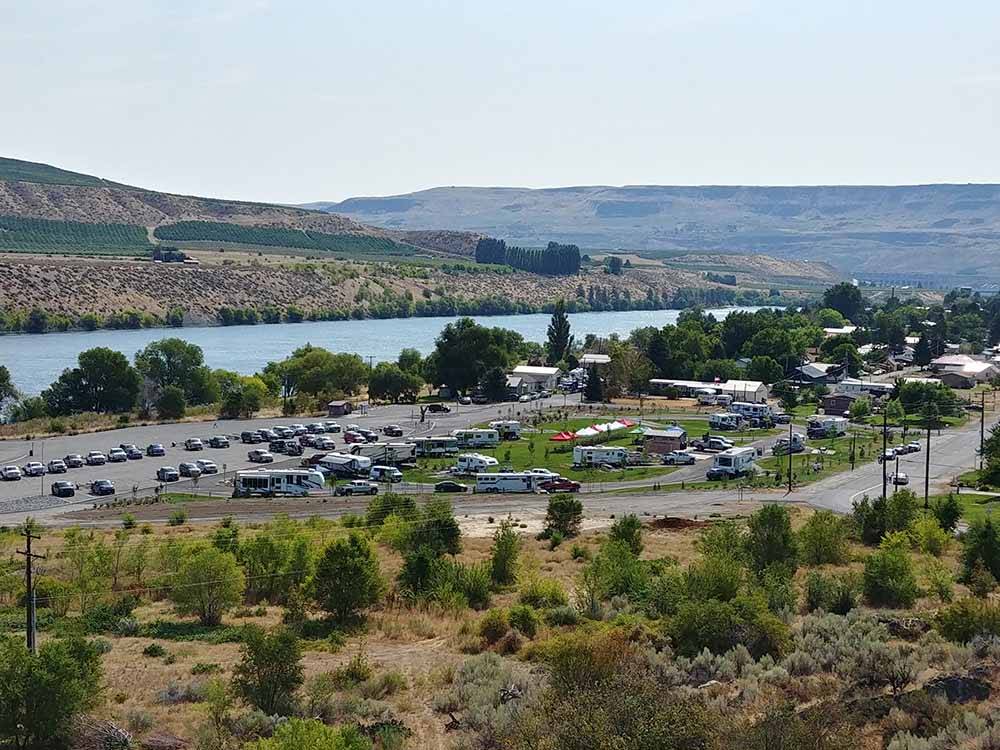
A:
307 184 1000 285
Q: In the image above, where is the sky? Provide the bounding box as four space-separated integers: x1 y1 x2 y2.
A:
2 1 999 203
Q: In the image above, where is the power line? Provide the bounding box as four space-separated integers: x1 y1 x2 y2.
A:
16 528 45 654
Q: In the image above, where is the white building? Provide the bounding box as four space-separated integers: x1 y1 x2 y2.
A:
649 378 769 404
929 355 998 382
579 353 612 366
510 365 561 393
823 325 858 338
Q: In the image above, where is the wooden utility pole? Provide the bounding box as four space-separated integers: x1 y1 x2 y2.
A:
881 408 888 500
17 529 45 654
924 424 931 509
980 391 986 471
787 419 793 494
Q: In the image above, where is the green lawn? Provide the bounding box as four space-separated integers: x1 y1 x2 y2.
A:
958 469 999 492
755 428 888 488
926 491 1000 523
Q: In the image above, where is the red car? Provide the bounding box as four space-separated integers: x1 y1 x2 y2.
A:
343 431 364 444
539 478 581 493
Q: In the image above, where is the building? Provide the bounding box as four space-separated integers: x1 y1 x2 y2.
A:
326 400 354 417
791 362 847 386
939 371 977 390
836 378 894 398
823 325 858 338
648 378 769 403
929 354 979 373
642 426 687 454
510 365 561 392
579 353 611 366
928 355 997 382
822 392 861 416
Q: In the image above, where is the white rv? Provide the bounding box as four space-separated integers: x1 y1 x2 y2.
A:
707 447 757 479
488 420 522 439
771 433 807 456
572 445 629 468
369 465 404 483
348 442 416 464
456 453 499 474
696 388 718 405
451 428 500 448
318 452 372 478
232 468 326 498
709 412 745 431
412 436 459 457
807 415 848 439
475 472 539 493
730 401 772 421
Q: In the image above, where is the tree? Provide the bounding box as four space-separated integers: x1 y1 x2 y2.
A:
914 333 933 367
397 347 423 374
42 347 140 415
546 299 574 365
169 545 245 626
583 365 604 402
543 495 583 539
0 365 15 404
745 504 798 575
216 371 268 419
822 282 863 322
134 338 216 404
426 318 525 394
156 385 187 419
798 510 849 565
848 395 872 420
479 366 508 402
244 719 370 750
863 545 918 608
368 362 423 403
312 533 385 622
0 636 102 750
933 493 962 533
609 514 644 556
605 256 624 275
960 517 1000 583
747 356 783 385
814 307 847 328
408 497 461 555
489 519 522 586
885 398 906 425
232 626 304 716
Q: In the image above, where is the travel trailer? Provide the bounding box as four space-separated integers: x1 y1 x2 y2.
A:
572 445 629 468
232 469 326 498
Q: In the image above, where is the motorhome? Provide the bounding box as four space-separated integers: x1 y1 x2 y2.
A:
317 452 372 478
451 429 500 448
696 388 718 405
709 412 745 431
475 472 539 494
807 415 849 439
232 469 326 498
348 442 417 464
456 453 499 473
730 401 772 421
572 445 629 468
488 420 522 439
412 436 459 457
771 433 807 456
707 446 757 479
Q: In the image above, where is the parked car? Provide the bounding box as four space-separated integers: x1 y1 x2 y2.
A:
146 444 166 457
906 442 922 453
369 466 404 483
289 424 308 436
662 451 696 466
108 448 128 463
184 438 204 451
878 449 897 463
299 434 318 447
209 436 230 449
323 422 342 433
241 431 262 444
306 423 327 434
90 479 115 496
334 480 378 496
315 437 337 451
458 396 472 405
195 459 218 474
1 465 22 481
258 429 278 442
85 451 107 466
284 442 304 456
526 468 560 480
156 466 180 482
125 446 144 460
361 430 378 443
22 461 46 477
471 394 490 404
538 478 581 493
65 453 85 468
179 462 202 478
248 449 274 463
427 403 451 413
382 425 404 437
434 480 470 493
705 466 730 481
273 426 294 438
772 413 792 424
343 431 364 444
47 459 68 474
517 394 532 403
51 480 76 498
891 472 910 486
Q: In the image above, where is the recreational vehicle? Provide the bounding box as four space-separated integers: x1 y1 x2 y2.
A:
369 465 404 483
807 416 849 439
451 429 500 449
317 452 372 478
488 420 523 439
706 446 757 480
730 401 772 421
232 469 326 498
696 388 718 405
572 445 629 468
709 412 745 431
475 472 539 494
771 433 806 456
348 442 417 464
412 436 459 457
455 453 499 473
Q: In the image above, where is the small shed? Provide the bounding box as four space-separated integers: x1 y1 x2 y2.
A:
643 426 687 453
327 400 354 417
822 392 860 416
939 371 976 390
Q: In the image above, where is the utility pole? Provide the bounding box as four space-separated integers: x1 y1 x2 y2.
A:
850 431 856 471
924 424 931 509
980 390 986 471
17 528 45 654
881 408 888 500
787 419 793 494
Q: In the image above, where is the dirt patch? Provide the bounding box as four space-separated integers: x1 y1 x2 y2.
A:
649 516 711 530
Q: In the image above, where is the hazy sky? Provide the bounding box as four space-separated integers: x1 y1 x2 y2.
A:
3 1 999 203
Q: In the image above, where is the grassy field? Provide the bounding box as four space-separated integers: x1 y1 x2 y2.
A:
927 491 1000 523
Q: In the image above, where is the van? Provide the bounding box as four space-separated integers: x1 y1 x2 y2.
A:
456 453 499 474
369 465 403 483
696 389 718 405
709 412 745 431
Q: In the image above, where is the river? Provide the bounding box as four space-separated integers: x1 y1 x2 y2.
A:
1 307 772 394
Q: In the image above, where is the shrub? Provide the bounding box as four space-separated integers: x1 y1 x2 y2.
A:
911 516 950 557
312 532 385 622
167 509 187 527
645 568 686 617
358 670 407 700
169 545 245 626
121 513 137 530
695 520 745 561
798 510 850 565
569 543 590 561
936 598 1000 643
848 641 917 697
544 605 580 627
478 609 510 644
804 571 859 614
365 493 417 527
959 516 1000 583
243 718 370 750
863 547 919 608
669 594 790 658
142 643 167 658
852 491 920 546
968 562 997 598
508 604 539 638
759 563 797 614
586 540 648 600
191 662 221 675
434 559 492 610
156 385 187 420
489 520 521 587
685 554 744 602
518 575 568 609
932 493 962 533
542 494 583 539
745 504 798 575
331 649 373 688
231 625 304 716
609 514 643 556
923 560 954 603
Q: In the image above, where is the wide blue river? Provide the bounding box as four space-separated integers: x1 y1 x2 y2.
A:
2 306 770 394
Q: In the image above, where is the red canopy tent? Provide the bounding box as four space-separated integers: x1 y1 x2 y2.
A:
549 431 576 441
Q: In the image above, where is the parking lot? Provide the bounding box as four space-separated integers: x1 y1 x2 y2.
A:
0 394 579 509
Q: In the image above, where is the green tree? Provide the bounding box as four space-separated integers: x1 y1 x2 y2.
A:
798 510 849 565
407 497 462 555
543 495 584 539
216 371 268 419
0 636 102 750
244 719 370 750
609 514 644 556
863 545 918 607
489 519 522 587
0 365 16 403
232 626 304 716
747 355 784 384
848 395 872 420
822 282 863 322
479 366 508 402
312 533 385 622
885 398 906 425
169 545 245 625
960 516 1000 583
745 504 798 575
397 347 423 374
605 255 624 275
814 307 847 328
42 347 140 415
425 318 525 394
933 493 962 533
156 384 187 419
914 333 933 367
134 338 216 404
368 362 423 403
583 365 604 402
545 298 574 365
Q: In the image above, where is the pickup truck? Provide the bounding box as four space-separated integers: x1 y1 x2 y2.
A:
692 437 734 452
334 480 378 496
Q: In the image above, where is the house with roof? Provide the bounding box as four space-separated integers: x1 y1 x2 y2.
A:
509 365 561 394
648 378 769 403
642 426 688 453
928 355 998 383
791 362 847 386
822 392 862 416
